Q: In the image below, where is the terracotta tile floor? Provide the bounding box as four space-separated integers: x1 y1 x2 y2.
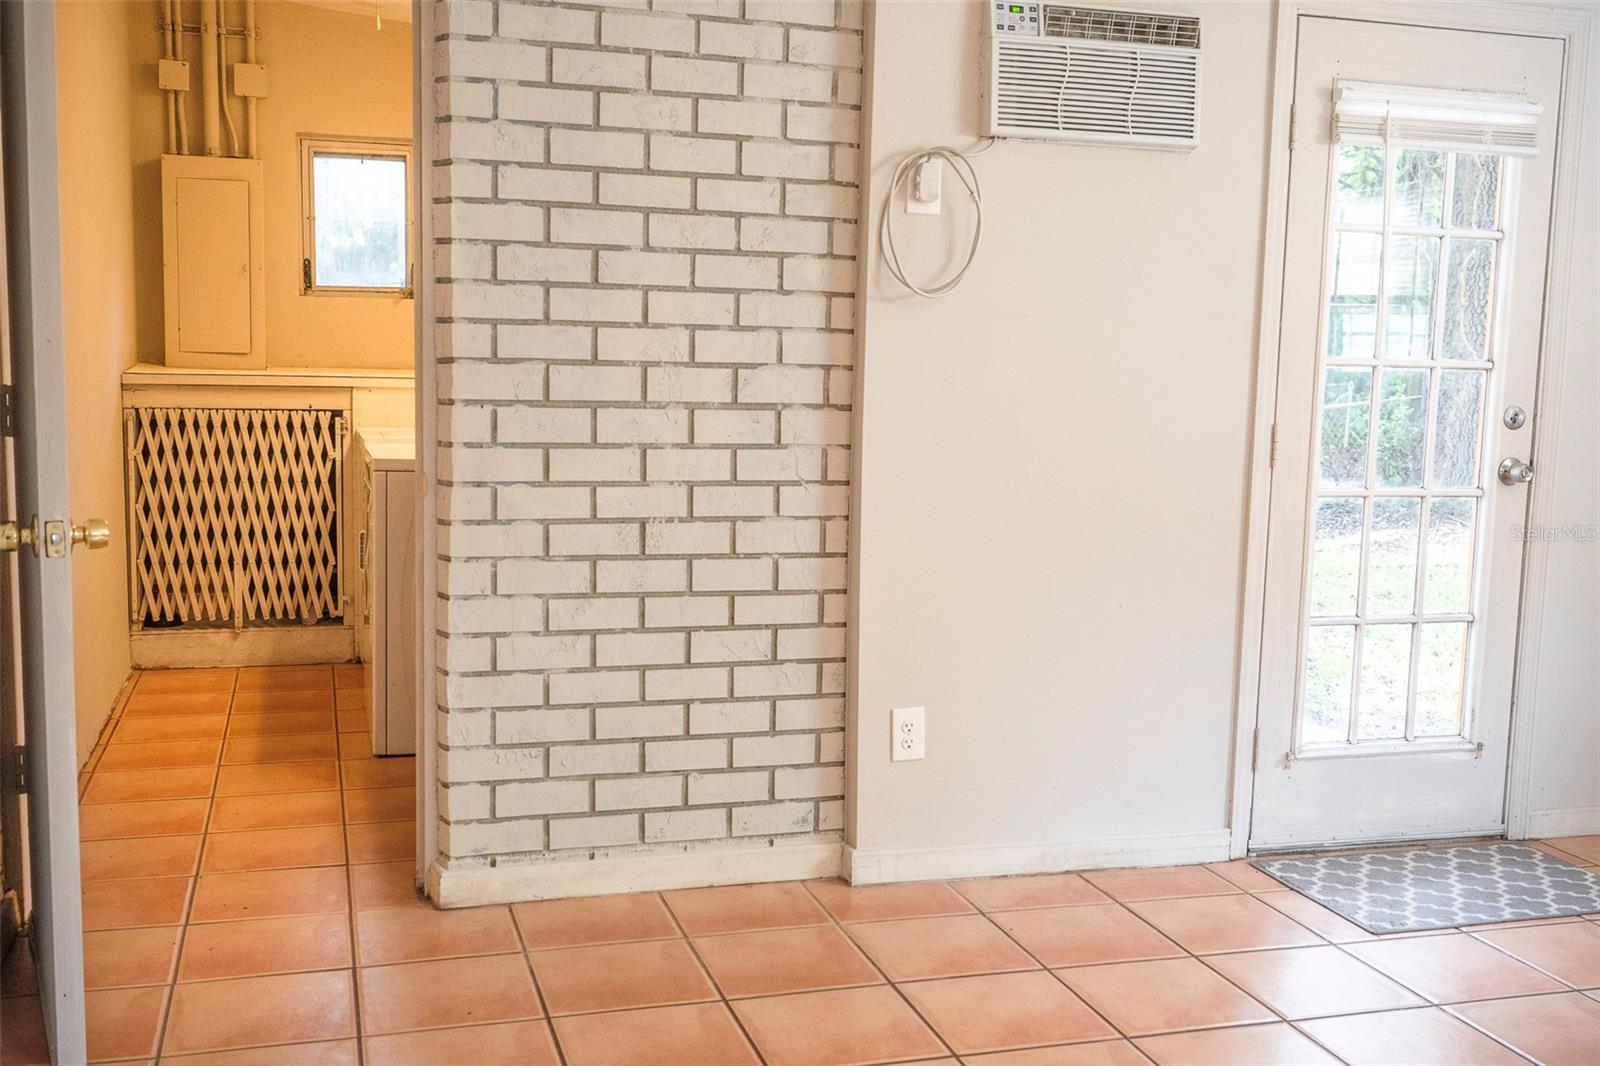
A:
1 667 1598 1064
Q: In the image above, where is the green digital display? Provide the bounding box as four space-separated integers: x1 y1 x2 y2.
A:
1009 4 1024 11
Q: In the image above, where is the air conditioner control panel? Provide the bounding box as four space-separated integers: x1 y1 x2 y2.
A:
991 1 1041 35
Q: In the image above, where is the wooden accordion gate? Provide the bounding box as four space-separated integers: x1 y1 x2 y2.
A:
125 406 348 629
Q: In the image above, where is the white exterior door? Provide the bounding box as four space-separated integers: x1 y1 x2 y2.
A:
1250 17 1563 849
2 4 88 1061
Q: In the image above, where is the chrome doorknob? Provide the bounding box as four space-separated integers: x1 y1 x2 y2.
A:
1498 457 1535 485
71 518 111 549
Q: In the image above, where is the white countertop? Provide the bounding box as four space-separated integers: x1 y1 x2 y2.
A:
123 363 415 390
358 427 417 470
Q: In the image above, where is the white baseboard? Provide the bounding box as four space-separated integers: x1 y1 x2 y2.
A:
1521 806 1600 839
429 840 845 907
131 625 355 668
845 828 1234 885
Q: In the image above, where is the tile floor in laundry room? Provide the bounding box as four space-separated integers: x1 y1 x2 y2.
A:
1 665 1598 1064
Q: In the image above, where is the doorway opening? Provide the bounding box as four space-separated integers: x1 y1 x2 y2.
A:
2 2 425 1058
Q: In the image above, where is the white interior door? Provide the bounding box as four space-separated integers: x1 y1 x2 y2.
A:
2 4 88 1061
1250 16 1563 850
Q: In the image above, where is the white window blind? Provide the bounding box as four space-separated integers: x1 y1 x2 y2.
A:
1332 80 1543 158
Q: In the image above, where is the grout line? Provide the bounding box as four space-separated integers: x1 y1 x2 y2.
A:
657 889 769 1066
338 699 368 1066
148 667 240 1066
895 877 1380 1059
795 879 961 1061
1467 926 1589 990
509 901 570 1066
1438 990 1578 1063
78 672 140 791
953 893 1139 1049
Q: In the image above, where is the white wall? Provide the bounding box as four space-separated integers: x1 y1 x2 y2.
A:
848 0 1273 877
848 0 1599 879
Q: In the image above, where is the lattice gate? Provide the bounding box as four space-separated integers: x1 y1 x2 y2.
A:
125 407 348 629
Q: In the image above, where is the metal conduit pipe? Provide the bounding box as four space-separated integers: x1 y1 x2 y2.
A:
244 0 258 159
200 0 221 155
174 0 190 154
218 0 241 157
162 0 176 153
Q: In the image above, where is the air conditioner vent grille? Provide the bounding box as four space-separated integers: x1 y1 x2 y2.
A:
993 39 1200 145
1041 5 1200 49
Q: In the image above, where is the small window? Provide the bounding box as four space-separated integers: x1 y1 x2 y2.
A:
300 137 413 295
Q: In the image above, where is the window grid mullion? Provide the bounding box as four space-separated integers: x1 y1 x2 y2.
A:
1348 144 1397 744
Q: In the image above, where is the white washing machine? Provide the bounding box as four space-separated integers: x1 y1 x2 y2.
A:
352 427 417 756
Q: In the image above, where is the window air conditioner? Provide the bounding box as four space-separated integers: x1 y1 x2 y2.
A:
985 3 1202 150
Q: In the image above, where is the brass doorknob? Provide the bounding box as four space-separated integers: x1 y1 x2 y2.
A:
71 519 111 549
0 518 37 554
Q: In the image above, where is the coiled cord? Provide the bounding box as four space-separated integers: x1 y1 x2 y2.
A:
878 145 986 299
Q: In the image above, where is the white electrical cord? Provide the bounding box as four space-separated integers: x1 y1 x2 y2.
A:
879 145 986 299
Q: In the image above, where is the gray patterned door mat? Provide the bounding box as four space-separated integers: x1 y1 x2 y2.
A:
1251 842 1600 934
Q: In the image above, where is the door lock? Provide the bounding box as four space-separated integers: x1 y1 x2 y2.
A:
0 516 110 555
1498 457 1535 486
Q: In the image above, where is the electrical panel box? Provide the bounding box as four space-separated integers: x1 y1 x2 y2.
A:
160 155 267 368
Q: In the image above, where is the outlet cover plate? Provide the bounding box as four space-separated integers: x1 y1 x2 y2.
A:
891 706 925 761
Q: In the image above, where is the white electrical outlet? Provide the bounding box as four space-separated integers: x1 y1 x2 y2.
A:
891 706 926 761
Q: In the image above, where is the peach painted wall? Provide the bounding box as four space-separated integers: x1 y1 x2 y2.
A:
126 0 414 368
53 1 413 760
55 0 141 762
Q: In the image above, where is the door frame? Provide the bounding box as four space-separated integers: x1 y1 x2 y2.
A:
1 1 89 1059
411 0 440 892
1230 0 1596 858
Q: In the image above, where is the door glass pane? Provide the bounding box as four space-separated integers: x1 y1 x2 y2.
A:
1298 145 1505 755
1422 497 1475 613
1327 232 1380 359
1356 623 1412 740
1442 239 1495 361
1366 498 1420 615
1416 622 1469 737
1393 149 1445 227
1334 145 1384 225
1451 154 1500 230
1431 369 1484 488
1319 368 1371 487
1303 625 1356 745
1377 369 1428 487
1309 498 1363 616
1385 237 1439 360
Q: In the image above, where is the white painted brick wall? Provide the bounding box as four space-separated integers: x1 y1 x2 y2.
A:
431 0 859 870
